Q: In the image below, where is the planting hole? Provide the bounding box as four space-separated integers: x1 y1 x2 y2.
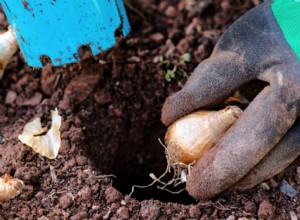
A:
81 114 196 204
110 122 196 204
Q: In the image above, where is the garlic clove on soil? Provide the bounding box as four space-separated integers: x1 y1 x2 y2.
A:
165 106 242 166
0 26 19 79
0 174 25 202
18 108 62 159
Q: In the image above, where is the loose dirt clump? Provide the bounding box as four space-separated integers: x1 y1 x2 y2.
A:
1 0 300 219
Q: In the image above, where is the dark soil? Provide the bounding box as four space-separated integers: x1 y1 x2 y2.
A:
1 0 300 219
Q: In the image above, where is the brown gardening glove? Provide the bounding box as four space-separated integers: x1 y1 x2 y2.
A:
161 1 300 200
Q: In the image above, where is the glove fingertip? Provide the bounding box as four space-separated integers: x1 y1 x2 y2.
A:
161 98 173 126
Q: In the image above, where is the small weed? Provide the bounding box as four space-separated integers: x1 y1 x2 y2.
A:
159 56 170 65
181 53 191 63
179 70 189 79
160 53 192 82
165 67 177 82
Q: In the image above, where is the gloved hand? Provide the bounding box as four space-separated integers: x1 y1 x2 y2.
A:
161 0 300 200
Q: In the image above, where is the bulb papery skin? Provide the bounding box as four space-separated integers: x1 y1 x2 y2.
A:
0 27 18 79
0 174 24 202
165 106 242 165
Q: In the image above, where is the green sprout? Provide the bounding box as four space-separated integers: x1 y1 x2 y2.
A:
181 70 189 79
165 67 177 82
160 53 192 82
181 53 192 63
159 56 170 65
